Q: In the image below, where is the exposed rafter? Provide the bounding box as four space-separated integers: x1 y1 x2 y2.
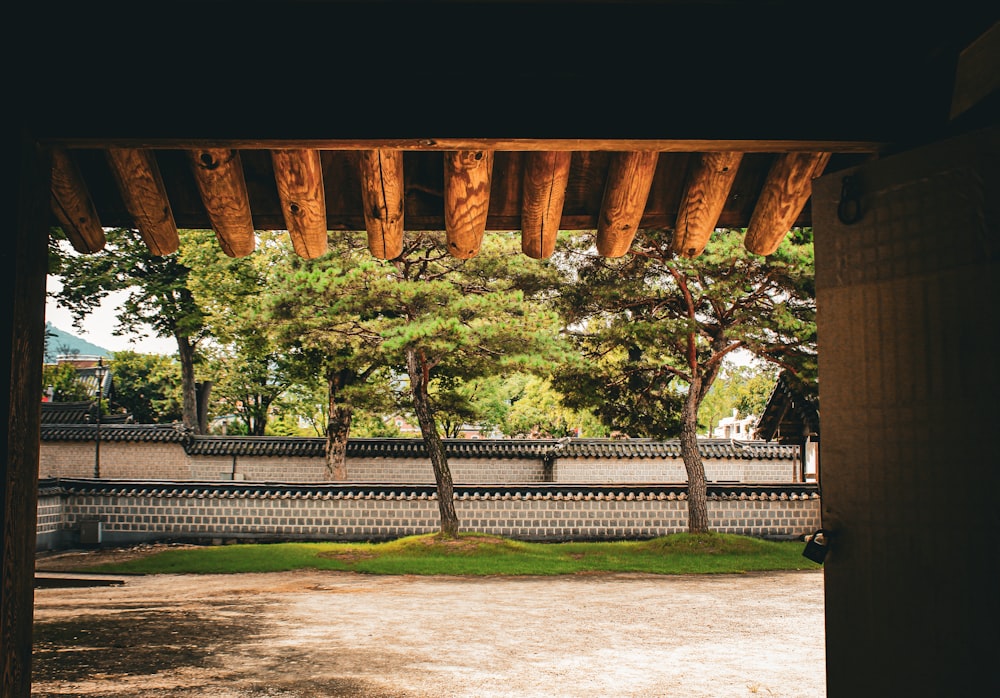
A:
271 149 328 259
520 151 572 259
188 148 255 258
672 152 744 258
49 146 105 254
105 147 179 256
46 144 865 263
595 151 659 258
743 152 831 255
444 150 494 259
358 150 405 260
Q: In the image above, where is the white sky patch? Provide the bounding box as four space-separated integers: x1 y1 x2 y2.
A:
45 276 178 356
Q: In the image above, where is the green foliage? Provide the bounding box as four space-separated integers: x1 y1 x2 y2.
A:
349 411 404 438
499 374 607 438
553 228 816 438
265 232 395 434
41 362 92 402
51 227 210 429
51 227 206 348
108 351 183 424
181 230 296 434
268 231 572 436
73 533 820 576
264 413 313 437
698 361 780 436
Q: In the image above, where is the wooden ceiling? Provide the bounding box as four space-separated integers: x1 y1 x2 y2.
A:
50 143 869 262
24 2 996 264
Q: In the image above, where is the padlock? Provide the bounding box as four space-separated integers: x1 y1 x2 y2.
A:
802 530 828 564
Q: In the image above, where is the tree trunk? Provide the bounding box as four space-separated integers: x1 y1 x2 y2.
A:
195 380 212 434
680 374 710 533
406 347 459 537
249 395 270 436
176 334 200 433
324 371 354 480
326 405 352 480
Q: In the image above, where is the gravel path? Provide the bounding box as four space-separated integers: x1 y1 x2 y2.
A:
31 567 826 697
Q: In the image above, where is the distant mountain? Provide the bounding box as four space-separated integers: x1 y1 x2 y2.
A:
43 322 112 362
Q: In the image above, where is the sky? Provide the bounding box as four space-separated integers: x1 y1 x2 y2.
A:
45 276 177 355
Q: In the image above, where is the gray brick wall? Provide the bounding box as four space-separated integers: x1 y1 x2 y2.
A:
549 456 796 482
45 489 820 545
41 441 192 479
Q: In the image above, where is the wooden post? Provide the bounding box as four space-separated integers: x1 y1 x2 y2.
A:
2 134 50 698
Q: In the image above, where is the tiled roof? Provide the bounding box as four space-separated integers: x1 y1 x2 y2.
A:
41 423 192 443
189 436 327 457
756 371 820 442
41 401 95 424
557 438 795 460
41 427 795 460
347 438 557 459
37 478 820 501
187 437 560 458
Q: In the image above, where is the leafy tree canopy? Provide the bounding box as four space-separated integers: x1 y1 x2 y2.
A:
552 227 816 532
108 350 183 424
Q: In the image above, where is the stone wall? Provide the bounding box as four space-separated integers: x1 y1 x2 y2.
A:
35 480 821 549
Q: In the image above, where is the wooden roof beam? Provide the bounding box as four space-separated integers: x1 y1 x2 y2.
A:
358 150 404 260
520 151 572 259
444 150 494 259
743 152 831 256
271 149 328 259
105 147 179 256
50 146 106 253
672 152 744 258
596 151 659 257
188 148 255 258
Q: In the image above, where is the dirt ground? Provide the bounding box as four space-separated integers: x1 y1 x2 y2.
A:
32 546 827 698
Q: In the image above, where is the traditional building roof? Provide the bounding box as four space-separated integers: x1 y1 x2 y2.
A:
41 426 796 460
40 401 132 425
755 371 820 443
40 401 95 424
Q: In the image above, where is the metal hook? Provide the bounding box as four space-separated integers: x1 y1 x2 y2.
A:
837 176 863 225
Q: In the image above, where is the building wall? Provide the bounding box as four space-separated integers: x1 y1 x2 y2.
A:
814 129 999 697
39 486 820 546
40 441 191 479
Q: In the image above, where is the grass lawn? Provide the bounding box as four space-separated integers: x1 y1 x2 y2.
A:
66 532 822 576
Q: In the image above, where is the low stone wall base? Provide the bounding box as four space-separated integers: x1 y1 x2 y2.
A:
37 480 821 548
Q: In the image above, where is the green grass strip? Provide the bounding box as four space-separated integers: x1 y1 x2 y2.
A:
71 532 821 577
